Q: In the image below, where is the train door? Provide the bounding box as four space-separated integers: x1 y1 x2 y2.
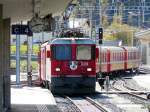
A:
41 47 46 81
45 45 51 83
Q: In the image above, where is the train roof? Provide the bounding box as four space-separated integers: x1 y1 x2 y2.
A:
97 46 139 52
50 38 95 45
123 46 139 51
98 46 124 52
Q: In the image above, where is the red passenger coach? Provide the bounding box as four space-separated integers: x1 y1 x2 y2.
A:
40 38 97 94
96 46 141 77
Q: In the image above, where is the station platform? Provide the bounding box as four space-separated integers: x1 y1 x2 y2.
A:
11 85 60 112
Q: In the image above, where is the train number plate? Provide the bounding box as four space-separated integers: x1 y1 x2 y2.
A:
80 62 88 66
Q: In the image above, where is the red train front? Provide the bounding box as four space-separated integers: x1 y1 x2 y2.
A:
40 38 97 94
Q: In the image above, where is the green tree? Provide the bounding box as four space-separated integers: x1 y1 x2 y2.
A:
104 15 137 46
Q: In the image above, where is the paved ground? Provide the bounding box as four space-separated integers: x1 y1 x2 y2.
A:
133 74 150 90
11 86 60 112
10 65 150 112
11 104 60 112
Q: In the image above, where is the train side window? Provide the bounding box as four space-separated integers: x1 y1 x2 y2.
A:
116 52 117 61
129 52 131 60
118 52 120 61
105 52 106 63
101 52 103 63
104 52 105 63
135 52 137 59
102 52 104 63
132 52 134 60
122 52 123 61
118 52 119 61
120 52 122 61
102 52 105 62
112 53 113 62
103 52 105 63
111 52 113 62
120 52 121 61
114 52 115 62
113 52 115 62
115 52 117 61
114 52 116 61
119 52 120 61
115 52 116 61
113 52 114 61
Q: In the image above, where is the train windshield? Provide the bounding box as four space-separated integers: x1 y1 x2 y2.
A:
76 45 94 60
52 45 71 60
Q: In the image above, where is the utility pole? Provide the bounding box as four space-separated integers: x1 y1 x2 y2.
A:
99 0 102 27
138 9 141 29
142 0 145 23
16 24 20 86
27 35 33 86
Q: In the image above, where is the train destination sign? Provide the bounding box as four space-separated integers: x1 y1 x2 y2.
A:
12 25 33 36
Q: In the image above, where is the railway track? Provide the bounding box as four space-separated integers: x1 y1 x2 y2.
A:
121 78 150 98
66 96 109 112
111 79 150 103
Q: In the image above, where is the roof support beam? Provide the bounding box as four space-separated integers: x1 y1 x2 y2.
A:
0 4 4 112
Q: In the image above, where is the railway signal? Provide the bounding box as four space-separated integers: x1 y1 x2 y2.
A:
99 28 103 44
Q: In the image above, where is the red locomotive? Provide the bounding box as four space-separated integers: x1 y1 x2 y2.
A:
40 38 97 94
39 38 141 94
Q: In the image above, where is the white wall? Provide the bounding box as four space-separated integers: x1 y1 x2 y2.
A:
147 42 150 65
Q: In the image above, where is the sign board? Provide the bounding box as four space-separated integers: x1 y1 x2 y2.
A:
12 25 33 36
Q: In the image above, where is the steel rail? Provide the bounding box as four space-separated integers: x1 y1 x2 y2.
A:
66 96 109 112
65 96 82 112
85 96 109 112
112 80 149 102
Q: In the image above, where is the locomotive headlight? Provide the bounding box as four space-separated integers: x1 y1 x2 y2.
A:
55 68 60 71
87 68 92 71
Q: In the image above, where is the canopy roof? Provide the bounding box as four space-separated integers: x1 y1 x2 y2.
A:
0 0 71 23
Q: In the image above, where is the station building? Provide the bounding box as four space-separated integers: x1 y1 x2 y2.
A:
135 29 150 65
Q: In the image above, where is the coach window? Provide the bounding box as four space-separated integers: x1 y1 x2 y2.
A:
103 52 105 63
76 45 93 60
103 52 107 63
128 52 130 60
101 52 104 63
119 52 121 61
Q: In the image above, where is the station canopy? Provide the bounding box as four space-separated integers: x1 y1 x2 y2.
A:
0 0 71 23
